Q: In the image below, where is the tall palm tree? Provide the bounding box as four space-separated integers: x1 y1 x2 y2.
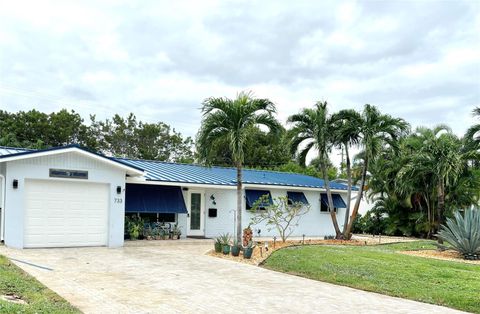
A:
331 109 362 238
423 129 466 243
344 105 409 239
196 91 281 243
288 101 342 237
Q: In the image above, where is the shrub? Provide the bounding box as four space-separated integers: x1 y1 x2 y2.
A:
125 215 144 240
250 195 310 242
357 209 387 235
218 233 231 246
437 208 480 260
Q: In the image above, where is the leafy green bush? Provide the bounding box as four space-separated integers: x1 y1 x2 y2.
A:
125 215 144 240
357 209 387 235
438 208 480 260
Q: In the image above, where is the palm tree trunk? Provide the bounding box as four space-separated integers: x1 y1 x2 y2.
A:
236 163 243 244
345 155 369 239
436 180 445 245
342 143 352 238
424 194 432 238
321 161 341 238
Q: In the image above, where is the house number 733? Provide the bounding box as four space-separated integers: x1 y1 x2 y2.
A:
114 198 123 204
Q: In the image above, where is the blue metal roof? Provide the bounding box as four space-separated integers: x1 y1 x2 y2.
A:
0 145 352 190
0 146 33 156
117 158 353 190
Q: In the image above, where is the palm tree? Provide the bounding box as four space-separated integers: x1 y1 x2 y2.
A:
344 105 409 239
331 109 362 238
288 101 342 237
396 125 475 242
465 107 480 157
421 129 466 243
196 91 281 243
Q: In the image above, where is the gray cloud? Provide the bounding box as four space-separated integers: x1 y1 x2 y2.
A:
0 0 478 141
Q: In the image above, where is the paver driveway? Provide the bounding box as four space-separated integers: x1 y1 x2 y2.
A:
0 243 467 314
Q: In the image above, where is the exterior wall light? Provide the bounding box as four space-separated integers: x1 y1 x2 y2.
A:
116 186 122 194
210 194 216 205
13 179 18 189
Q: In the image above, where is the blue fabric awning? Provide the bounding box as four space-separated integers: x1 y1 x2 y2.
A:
245 189 273 209
287 191 309 205
320 193 347 208
125 184 187 214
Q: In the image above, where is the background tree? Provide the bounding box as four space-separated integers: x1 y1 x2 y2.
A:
0 109 194 162
91 113 195 162
363 125 480 239
196 91 281 243
201 125 291 167
288 101 342 237
344 104 408 239
0 109 88 148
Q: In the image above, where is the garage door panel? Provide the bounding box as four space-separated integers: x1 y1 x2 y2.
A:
24 180 109 248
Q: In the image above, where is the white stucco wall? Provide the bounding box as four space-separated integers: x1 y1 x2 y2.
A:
3 151 127 248
0 163 5 242
203 187 347 239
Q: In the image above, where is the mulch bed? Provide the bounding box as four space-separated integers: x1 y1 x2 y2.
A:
400 250 480 265
208 239 368 265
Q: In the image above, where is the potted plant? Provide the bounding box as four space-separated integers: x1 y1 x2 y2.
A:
172 224 182 239
219 233 231 255
214 237 222 253
242 226 253 246
161 229 168 240
231 239 241 257
144 224 153 240
243 240 255 259
126 216 144 240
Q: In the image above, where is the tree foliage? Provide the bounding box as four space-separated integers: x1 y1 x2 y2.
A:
364 124 480 238
89 113 194 162
0 109 90 148
0 109 194 162
200 125 291 167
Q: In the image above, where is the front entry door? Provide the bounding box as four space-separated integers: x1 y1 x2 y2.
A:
187 191 204 236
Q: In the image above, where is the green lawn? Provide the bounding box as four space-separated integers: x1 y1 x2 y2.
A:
0 255 79 313
263 241 480 313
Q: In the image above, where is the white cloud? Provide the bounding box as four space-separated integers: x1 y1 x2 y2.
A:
0 0 478 161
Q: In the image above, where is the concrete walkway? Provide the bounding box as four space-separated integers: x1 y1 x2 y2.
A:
0 243 467 314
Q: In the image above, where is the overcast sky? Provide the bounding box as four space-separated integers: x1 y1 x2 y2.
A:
0 0 479 145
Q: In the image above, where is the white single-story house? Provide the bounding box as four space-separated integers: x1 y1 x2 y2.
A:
0 144 354 249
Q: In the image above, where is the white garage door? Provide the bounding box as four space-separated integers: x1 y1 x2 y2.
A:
24 179 109 248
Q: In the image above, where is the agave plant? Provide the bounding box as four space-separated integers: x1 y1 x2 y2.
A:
437 208 480 260
218 233 231 246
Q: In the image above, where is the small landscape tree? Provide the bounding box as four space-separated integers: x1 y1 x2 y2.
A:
250 195 310 242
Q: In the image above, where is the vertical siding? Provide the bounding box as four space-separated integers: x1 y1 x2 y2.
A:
3 151 127 248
